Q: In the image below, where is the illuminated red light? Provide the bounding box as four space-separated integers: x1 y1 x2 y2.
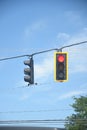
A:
57 55 65 62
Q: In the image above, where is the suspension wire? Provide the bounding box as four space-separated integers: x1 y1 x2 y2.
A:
0 41 87 61
31 40 87 56
31 48 58 56
0 54 30 61
60 40 87 50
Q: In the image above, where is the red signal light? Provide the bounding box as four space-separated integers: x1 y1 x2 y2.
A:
57 55 65 62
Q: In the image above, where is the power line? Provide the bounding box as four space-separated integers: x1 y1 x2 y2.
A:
0 82 57 91
0 109 73 114
0 41 87 61
0 119 87 127
0 119 87 124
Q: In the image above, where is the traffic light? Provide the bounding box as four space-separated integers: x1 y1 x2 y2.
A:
54 52 68 82
24 57 34 85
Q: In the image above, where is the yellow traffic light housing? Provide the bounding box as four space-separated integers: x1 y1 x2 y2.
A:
54 52 68 82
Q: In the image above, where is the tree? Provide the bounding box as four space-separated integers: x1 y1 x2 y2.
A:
65 96 87 130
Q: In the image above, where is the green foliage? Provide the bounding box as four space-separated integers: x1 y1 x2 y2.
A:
65 96 87 130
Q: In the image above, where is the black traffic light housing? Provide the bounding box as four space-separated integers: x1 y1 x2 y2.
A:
54 52 68 82
24 57 34 85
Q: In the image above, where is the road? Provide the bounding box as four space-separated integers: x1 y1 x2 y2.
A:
0 126 65 130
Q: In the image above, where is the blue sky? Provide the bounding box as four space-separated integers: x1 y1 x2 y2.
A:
0 0 87 128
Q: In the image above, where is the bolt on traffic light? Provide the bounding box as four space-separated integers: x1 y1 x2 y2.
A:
24 57 34 85
54 52 68 82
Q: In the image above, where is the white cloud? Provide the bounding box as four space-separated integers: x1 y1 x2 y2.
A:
79 83 87 89
34 54 53 82
25 20 46 37
57 33 70 41
15 80 27 88
20 93 30 101
59 28 87 74
58 83 87 101
59 90 87 100
64 11 82 25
